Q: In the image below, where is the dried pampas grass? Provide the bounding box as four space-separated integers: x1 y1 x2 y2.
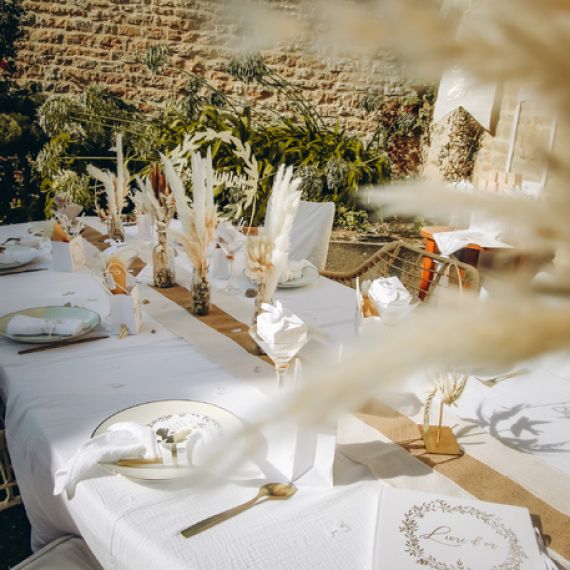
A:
87 133 130 220
161 149 218 277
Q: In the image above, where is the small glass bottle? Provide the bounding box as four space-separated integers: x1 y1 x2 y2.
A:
191 268 211 315
152 230 175 288
108 214 125 242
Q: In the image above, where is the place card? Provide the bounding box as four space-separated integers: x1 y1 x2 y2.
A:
373 487 542 569
51 236 85 272
109 284 142 335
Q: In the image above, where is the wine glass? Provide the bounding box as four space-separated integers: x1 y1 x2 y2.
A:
249 325 309 388
218 238 242 295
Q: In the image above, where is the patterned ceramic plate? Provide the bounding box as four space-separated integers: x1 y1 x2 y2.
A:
93 400 247 481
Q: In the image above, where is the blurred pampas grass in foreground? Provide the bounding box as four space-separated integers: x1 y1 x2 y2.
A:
213 0 570 465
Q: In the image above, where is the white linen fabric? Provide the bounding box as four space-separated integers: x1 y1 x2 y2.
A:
0 220 569 570
368 276 412 310
280 258 317 283
433 229 511 257
54 423 155 498
289 200 335 270
12 536 102 570
7 315 84 337
257 300 307 345
0 246 37 264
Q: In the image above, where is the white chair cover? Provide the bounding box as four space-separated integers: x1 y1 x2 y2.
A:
289 201 335 270
12 536 102 570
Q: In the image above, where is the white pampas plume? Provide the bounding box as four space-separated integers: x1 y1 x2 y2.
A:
87 133 129 219
260 164 301 299
161 150 218 276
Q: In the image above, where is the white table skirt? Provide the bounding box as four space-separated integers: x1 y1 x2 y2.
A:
1 221 569 569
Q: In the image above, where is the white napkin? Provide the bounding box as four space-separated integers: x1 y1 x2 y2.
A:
369 276 412 309
0 247 35 264
433 229 510 257
7 315 84 337
279 259 316 283
2 236 41 248
54 422 155 498
257 301 307 345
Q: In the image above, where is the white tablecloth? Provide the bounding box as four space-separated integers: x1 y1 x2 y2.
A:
0 221 569 569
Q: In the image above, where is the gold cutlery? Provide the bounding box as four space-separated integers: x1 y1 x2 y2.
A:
0 268 48 276
116 458 163 467
181 482 297 538
475 368 530 387
18 335 110 355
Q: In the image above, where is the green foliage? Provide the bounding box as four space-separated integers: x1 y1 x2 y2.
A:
0 0 25 94
334 205 372 232
362 84 436 179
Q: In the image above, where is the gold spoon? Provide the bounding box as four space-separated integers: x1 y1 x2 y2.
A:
180 483 297 538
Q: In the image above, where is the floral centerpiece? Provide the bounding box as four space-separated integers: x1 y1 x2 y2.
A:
162 149 217 315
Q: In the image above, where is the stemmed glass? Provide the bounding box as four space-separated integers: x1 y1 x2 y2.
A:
219 237 242 296
249 325 309 388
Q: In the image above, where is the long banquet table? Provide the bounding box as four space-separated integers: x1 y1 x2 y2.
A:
0 220 569 569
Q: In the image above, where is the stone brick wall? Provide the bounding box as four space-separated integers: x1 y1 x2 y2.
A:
16 0 400 134
425 84 556 186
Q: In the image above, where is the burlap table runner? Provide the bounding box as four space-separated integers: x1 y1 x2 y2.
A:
81 224 569 560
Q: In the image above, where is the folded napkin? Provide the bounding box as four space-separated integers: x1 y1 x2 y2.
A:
369 276 412 309
2 236 41 248
257 301 307 345
0 247 36 264
279 259 316 283
7 315 84 337
54 422 154 498
433 229 510 257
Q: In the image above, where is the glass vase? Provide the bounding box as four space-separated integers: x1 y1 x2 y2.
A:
108 214 125 242
152 230 175 288
191 269 211 315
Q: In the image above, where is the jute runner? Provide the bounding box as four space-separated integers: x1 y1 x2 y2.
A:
81 225 569 560
80 225 266 360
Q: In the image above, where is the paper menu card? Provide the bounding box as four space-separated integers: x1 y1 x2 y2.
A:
373 487 541 570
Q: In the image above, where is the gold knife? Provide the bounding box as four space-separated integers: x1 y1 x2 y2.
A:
18 335 110 355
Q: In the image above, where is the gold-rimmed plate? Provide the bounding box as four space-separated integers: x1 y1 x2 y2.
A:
0 305 100 344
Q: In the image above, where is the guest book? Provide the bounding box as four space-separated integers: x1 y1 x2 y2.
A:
373 487 542 569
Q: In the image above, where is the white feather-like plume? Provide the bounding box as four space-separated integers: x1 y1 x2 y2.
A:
87 133 129 219
260 164 301 300
161 149 218 276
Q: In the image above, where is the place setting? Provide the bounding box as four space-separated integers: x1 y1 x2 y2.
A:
2 3 570 569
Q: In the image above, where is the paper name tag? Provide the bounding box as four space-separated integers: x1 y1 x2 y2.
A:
373 487 542 569
51 236 85 272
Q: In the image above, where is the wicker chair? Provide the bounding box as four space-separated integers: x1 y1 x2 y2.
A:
321 241 480 300
0 404 21 512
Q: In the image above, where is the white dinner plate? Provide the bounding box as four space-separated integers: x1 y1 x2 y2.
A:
0 245 39 270
0 305 101 344
93 400 248 481
278 265 320 288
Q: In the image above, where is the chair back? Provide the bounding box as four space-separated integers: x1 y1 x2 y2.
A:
322 241 480 301
289 201 335 271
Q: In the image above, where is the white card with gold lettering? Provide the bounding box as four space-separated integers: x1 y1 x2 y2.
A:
373 487 542 570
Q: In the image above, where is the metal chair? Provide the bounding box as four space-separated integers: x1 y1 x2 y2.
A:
0 405 21 512
321 240 480 300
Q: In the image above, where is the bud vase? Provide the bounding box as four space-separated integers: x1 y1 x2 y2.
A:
191 270 211 315
108 214 125 242
152 230 175 288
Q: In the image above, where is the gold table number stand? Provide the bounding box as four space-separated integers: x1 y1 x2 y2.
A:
420 401 462 456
